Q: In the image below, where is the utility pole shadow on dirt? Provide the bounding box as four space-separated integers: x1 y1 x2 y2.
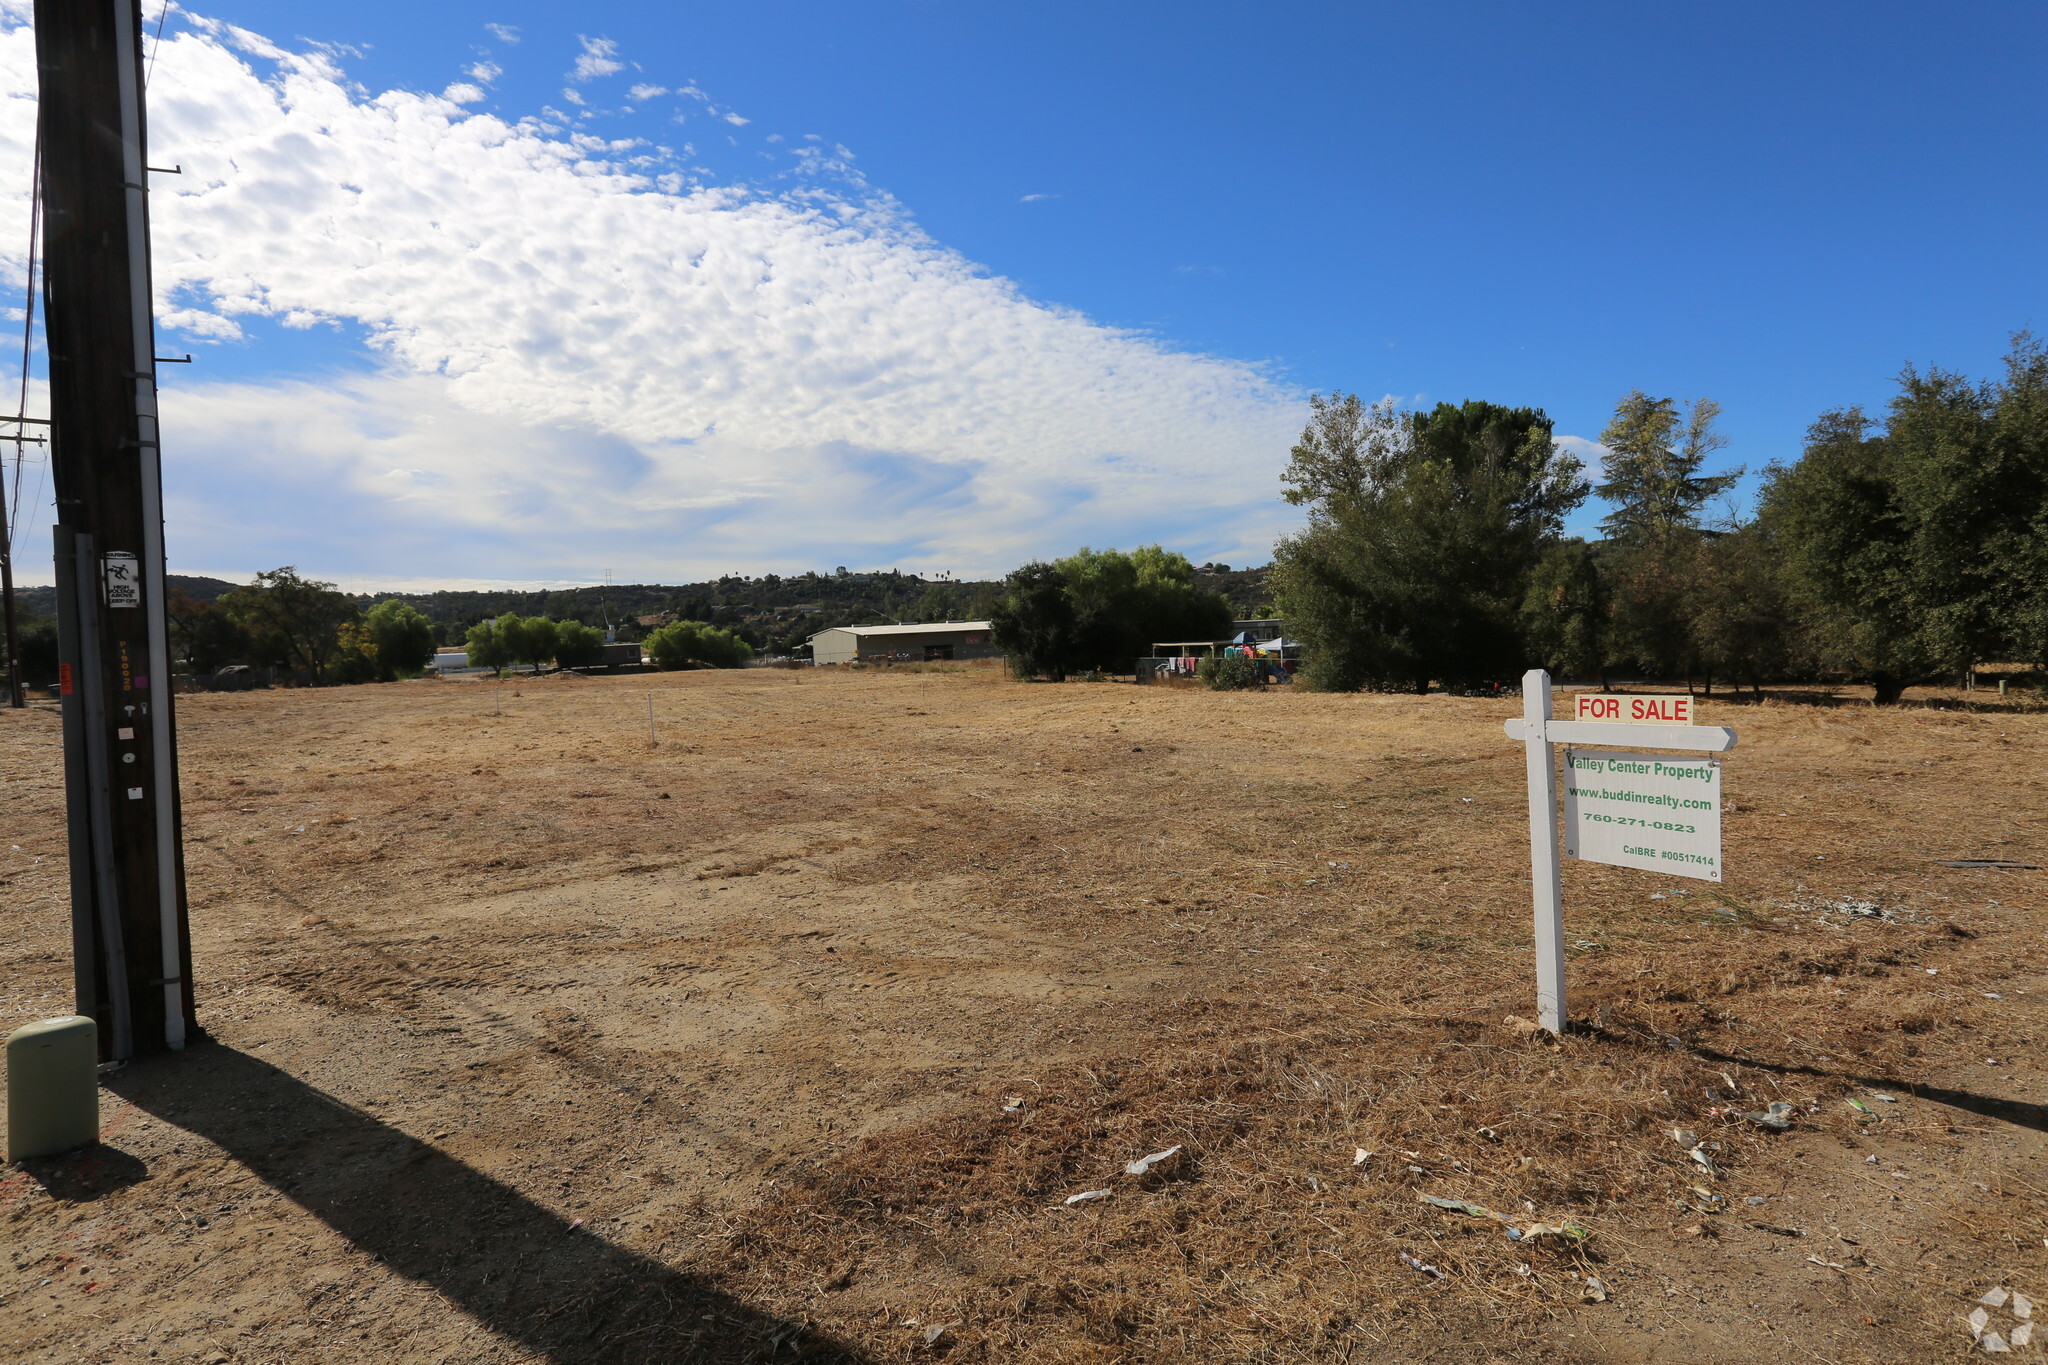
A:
109 1041 870 1364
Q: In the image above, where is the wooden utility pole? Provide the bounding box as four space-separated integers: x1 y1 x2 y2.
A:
36 0 194 1059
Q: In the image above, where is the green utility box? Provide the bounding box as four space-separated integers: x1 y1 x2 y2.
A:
6 1015 100 1162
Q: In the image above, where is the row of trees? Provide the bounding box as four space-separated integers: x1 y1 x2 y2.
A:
463 613 607 672
168 569 438 684
1278 333 2048 701
989 545 1232 680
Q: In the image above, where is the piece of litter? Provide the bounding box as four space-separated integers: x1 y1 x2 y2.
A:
922 1322 959 1346
1806 1255 1846 1270
1476 1126 1502 1143
1419 1192 1509 1223
1124 1145 1182 1177
1503 1014 1544 1037
1650 892 1666 900
1670 1128 1700 1149
1002 1096 1025 1112
1866 1155 1881 1164
1868 1092 1898 1103
1398 1251 1446 1279
1982 1288 2012 1308
1985 993 2004 1000
1581 1275 1609 1303
1974 1307 1994 1337
1928 968 1939 975
1983 1330 2011 1353
1745 1196 1769 1206
2013 1292 2033 1320
568 1218 586 1230
1689 1147 1720 1176
1514 1221 1590 1246
1063 1189 1112 1206
1847 1098 1877 1120
2015 1323 2035 1347
1742 1101 1797 1132
1353 1148 1375 1167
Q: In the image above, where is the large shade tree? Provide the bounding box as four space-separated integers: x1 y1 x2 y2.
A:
1274 396 1587 692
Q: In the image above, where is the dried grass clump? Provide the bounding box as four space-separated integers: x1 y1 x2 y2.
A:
697 1011 1862 1362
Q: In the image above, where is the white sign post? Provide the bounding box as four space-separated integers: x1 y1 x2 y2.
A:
1504 670 1736 1033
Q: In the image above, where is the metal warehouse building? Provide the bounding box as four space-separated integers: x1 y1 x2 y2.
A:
808 621 999 666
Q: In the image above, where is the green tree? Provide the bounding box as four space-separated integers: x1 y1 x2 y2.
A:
989 561 1082 680
464 617 511 674
494 614 560 672
1060 545 1230 668
3 609 60 688
362 600 437 681
1760 334 2048 700
1596 393 1741 542
167 590 249 674
1520 540 1605 681
990 548 1229 678
1884 334 2048 672
1281 392 1409 515
645 620 753 669
1600 535 1700 680
553 620 606 668
1687 521 1799 698
1274 397 1588 692
1759 408 1938 704
217 568 359 684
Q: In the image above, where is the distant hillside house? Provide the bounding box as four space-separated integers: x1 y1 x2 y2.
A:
808 621 999 665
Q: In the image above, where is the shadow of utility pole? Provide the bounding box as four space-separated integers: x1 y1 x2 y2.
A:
111 1040 865 1363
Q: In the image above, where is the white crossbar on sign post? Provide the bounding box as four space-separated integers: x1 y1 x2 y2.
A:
1505 669 1738 1034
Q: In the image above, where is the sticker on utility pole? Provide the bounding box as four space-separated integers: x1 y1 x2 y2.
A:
1562 749 1722 881
102 551 141 608
1574 693 1693 724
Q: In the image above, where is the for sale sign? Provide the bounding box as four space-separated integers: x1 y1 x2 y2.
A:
1562 749 1722 882
1574 693 1692 724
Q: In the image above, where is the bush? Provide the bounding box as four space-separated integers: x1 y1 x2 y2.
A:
1199 654 1264 690
645 620 754 670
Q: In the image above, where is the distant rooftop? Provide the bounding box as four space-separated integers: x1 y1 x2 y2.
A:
807 620 993 639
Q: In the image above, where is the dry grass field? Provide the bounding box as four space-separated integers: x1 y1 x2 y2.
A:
3 663 2046 1364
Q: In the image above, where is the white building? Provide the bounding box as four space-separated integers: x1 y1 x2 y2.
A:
807 621 999 666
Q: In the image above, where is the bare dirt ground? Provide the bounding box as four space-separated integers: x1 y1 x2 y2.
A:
3 663 2046 1364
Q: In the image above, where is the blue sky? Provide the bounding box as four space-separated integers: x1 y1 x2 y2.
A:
4 1 2044 588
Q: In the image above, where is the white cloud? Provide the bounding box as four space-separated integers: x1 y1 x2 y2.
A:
0 9 1309 583
484 23 519 45
722 111 748 127
441 82 486 105
1019 192 1060 203
468 61 501 82
628 83 667 101
570 35 622 82
1554 434 1611 467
